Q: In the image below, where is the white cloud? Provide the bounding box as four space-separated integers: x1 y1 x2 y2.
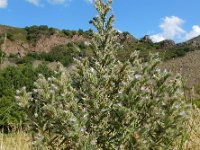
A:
150 16 185 42
150 16 200 43
26 0 93 6
85 0 94 3
26 0 41 6
0 0 8 8
48 0 68 5
185 25 200 41
26 0 74 6
150 34 165 43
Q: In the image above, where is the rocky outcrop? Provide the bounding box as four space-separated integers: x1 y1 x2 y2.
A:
1 34 89 56
185 35 200 48
187 40 200 48
159 40 176 49
117 32 137 44
140 35 152 43
30 35 69 52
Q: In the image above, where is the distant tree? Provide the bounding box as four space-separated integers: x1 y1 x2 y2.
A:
78 29 84 35
62 29 73 37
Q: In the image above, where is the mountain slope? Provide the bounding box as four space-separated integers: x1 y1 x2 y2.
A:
161 50 200 98
0 25 91 56
1 25 200 97
185 35 200 48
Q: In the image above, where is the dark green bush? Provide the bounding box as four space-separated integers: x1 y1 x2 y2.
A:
0 96 24 131
0 49 4 64
194 100 200 108
0 64 54 129
7 32 15 41
85 29 93 37
175 48 187 57
62 29 77 37
78 29 84 35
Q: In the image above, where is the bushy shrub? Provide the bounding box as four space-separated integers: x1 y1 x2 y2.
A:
0 64 55 130
62 29 77 37
85 29 93 37
0 96 24 132
162 45 194 60
7 32 15 41
194 100 200 108
17 0 190 149
0 49 4 65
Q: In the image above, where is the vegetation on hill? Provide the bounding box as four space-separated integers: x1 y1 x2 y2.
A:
0 25 27 42
0 22 198 62
25 25 57 45
190 35 200 42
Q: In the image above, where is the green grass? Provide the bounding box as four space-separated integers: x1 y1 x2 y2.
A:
0 25 28 42
7 28 27 42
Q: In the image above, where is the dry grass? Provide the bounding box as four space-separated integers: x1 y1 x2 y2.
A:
0 131 31 150
183 107 200 150
161 50 200 89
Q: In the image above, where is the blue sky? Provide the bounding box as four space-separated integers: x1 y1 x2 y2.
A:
0 0 200 42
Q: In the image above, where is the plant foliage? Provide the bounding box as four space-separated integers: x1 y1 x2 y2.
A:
17 0 190 149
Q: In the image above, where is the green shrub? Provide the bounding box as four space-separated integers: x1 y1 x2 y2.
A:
194 100 200 108
0 64 55 130
7 32 15 41
62 29 77 37
78 29 84 35
17 0 190 149
85 29 93 37
0 49 4 65
62 29 73 37
0 96 24 131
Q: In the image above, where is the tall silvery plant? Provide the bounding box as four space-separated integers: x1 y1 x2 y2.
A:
17 0 190 149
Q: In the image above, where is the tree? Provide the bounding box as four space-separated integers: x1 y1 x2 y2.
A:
17 0 190 149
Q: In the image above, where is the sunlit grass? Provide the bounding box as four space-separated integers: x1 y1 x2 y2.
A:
0 131 31 150
183 107 200 150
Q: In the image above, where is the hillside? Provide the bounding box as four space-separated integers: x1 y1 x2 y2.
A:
0 24 197 60
1 24 200 97
161 50 200 98
186 35 200 48
0 25 91 56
